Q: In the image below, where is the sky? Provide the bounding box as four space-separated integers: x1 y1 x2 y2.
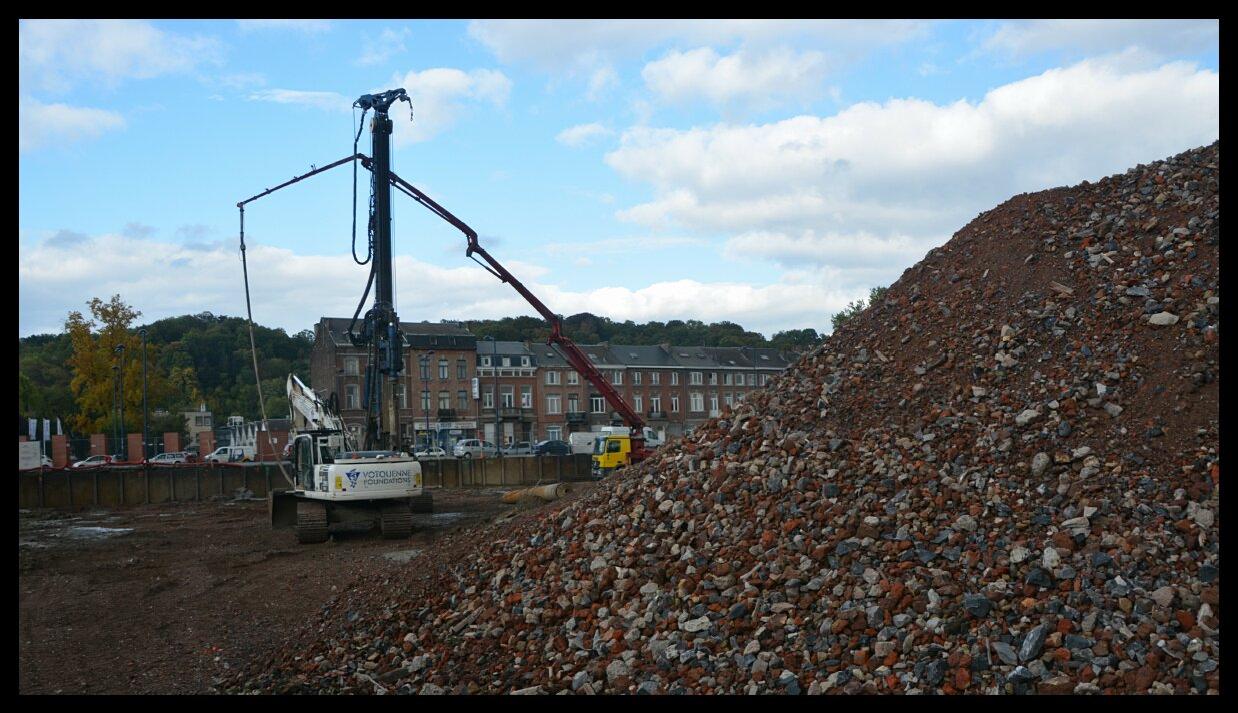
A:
18 19 1219 339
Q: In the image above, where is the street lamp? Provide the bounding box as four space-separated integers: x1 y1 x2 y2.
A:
419 350 434 451
114 344 126 460
111 364 120 455
139 328 148 459
484 336 501 457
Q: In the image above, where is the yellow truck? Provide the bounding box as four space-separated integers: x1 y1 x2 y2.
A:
590 427 664 477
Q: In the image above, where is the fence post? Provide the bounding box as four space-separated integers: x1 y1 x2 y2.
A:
144 463 151 504
93 471 99 507
67 470 74 510
196 468 202 501
119 468 125 504
169 468 175 502
38 472 45 508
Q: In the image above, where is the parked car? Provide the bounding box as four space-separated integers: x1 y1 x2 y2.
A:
502 441 533 456
204 446 253 463
453 439 499 458
71 455 114 468
414 446 449 459
148 451 189 465
532 439 572 456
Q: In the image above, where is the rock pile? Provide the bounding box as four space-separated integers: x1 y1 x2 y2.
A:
230 143 1219 695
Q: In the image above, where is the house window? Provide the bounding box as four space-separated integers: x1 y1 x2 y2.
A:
520 386 532 408
481 356 491 367
724 373 732 386
671 395 680 413
671 372 680 385
457 358 467 379
502 356 511 367
634 395 643 412
546 394 562 414
457 390 468 410
632 371 642 386
709 394 719 413
397 384 407 409
650 371 660 385
590 395 605 413
483 389 494 409
760 374 769 386
421 390 431 411
546 370 560 385
568 394 579 413
724 393 734 407
438 359 448 380
501 386 514 408
521 356 530 367
419 358 430 380
345 385 359 410
690 371 702 385
708 372 718 385
343 357 359 376
567 371 579 385
748 373 756 386
650 395 661 413
690 392 704 412
547 426 562 441
611 370 623 385
438 391 450 409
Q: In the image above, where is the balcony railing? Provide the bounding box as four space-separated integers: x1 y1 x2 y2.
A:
485 406 532 419
436 409 457 420
647 410 668 420
565 412 588 424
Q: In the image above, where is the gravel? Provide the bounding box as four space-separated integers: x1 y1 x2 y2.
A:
226 143 1219 695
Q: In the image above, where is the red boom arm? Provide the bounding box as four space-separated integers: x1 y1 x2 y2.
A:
380 166 648 454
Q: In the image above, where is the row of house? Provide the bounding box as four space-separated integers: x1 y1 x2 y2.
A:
308 317 797 449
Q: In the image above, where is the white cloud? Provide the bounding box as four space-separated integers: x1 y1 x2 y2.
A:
237 19 332 34
19 19 221 93
606 57 1218 243
642 47 829 108
248 89 351 112
390 68 512 145
19 230 849 338
542 235 706 256
555 122 612 148
19 96 125 152
586 65 619 100
356 27 412 67
723 230 930 271
468 19 926 69
982 19 1218 59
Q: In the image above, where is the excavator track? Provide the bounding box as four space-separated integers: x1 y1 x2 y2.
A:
379 503 413 539
409 490 434 514
295 500 329 544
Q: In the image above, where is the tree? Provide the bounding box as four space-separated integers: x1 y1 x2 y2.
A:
831 284 889 332
64 295 172 434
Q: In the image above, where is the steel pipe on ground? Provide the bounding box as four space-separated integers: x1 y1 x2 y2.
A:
500 483 570 504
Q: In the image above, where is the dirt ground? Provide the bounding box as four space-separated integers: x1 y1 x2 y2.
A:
18 483 596 694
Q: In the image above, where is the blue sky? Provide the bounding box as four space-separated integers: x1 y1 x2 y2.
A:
19 19 1219 338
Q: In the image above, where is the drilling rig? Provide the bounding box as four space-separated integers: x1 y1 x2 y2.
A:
239 89 431 543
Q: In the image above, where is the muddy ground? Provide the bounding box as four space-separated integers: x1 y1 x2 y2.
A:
18 483 596 694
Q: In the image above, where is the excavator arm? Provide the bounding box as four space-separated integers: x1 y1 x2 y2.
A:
377 163 648 446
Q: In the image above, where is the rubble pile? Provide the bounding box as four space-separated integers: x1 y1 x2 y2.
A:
231 143 1219 695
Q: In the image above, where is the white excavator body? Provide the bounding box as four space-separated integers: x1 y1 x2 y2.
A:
271 375 432 543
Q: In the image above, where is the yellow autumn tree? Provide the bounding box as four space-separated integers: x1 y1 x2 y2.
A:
64 295 172 434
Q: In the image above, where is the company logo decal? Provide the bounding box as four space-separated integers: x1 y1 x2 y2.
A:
345 468 362 488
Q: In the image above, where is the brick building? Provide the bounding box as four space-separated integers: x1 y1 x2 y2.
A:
310 317 479 448
310 315 796 448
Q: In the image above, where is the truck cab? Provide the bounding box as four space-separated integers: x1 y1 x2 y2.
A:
592 434 632 477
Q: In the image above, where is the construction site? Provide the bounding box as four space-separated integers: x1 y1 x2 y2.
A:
18 20 1220 697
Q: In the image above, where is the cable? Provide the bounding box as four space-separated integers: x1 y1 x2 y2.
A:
351 106 371 265
238 206 296 489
